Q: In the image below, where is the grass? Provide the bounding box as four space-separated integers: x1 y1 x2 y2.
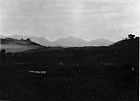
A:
0 38 139 101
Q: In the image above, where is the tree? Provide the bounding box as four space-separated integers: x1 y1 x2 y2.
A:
26 38 31 41
21 38 24 40
128 34 135 39
0 49 6 62
1 49 6 54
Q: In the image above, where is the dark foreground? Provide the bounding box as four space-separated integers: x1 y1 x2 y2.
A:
0 38 139 101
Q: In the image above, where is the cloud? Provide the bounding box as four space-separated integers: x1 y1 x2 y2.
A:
0 0 139 41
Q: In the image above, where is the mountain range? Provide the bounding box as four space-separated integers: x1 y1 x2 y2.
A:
7 35 114 47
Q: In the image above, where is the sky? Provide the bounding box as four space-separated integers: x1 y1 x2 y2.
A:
0 0 140 41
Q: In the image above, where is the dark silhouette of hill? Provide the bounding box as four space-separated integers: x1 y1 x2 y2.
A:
109 35 139 69
110 36 139 48
13 35 138 65
9 34 138 75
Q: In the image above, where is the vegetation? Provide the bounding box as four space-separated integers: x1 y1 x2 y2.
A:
128 34 135 39
0 34 139 101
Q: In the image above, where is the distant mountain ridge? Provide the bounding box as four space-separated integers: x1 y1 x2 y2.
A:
7 35 114 47
54 36 87 47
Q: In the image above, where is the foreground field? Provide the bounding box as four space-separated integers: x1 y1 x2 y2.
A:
0 74 138 101
0 37 139 101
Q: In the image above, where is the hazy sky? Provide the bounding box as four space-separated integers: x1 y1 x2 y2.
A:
0 0 140 41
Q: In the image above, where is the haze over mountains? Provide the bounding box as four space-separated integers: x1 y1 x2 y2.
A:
7 35 113 47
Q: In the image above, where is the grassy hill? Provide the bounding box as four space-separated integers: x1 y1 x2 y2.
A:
0 38 43 52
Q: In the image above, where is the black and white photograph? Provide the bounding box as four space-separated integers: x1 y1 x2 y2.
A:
0 0 139 101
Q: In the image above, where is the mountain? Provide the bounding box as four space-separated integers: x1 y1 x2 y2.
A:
89 39 114 46
54 36 88 47
8 35 54 46
0 37 42 52
55 36 113 47
8 35 113 47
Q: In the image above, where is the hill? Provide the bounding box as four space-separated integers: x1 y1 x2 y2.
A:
8 35 54 46
110 37 139 48
13 35 138 66
0 38 42 52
